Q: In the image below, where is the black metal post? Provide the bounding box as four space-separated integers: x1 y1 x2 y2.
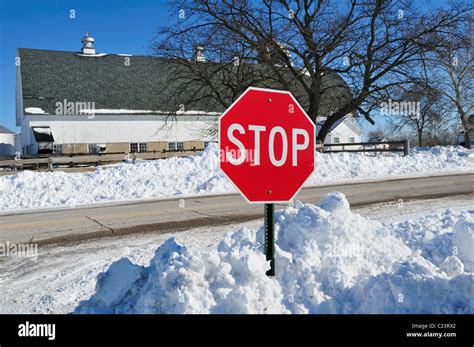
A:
403 139 409 156
264 203 275 276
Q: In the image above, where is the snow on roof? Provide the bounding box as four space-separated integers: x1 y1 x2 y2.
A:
25 107 48 115
315 115 362 135
75 53 109 58
77 109 221 115
32 127 52 135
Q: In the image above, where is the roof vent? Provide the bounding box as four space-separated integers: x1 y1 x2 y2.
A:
81 32 96 55
195 45 206 62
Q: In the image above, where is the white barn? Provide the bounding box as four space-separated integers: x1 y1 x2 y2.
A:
16 34 362 155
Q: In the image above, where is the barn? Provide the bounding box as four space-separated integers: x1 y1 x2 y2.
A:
16 33 362 155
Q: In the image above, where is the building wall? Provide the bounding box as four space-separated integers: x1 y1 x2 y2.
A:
16 52 24 127
184 141 205 151
325 121 362 144
147 142 168 152
20 115 217 154
106 142 131 153
14 134 22 154
324 119 363 151
62 144 89 154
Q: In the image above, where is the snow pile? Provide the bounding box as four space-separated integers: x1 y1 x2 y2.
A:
391 208 474 271
309 146 473 183
75 192 473 314
1 144 472 212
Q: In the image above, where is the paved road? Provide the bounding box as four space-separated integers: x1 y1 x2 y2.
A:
1 173 473 245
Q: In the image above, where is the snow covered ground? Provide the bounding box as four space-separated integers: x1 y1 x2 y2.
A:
0 144 473 212
0 194 472 314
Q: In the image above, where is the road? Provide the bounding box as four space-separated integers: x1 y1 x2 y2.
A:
1 173 473 245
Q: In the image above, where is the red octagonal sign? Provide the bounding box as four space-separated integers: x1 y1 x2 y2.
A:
219 87 315 203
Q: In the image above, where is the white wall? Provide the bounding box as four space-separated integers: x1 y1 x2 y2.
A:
21 115 218 152
325 121 362 144
0 133 15 156
16 52 24 127
14 134 22 154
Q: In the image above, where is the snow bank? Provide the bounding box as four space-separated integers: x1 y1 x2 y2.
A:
1 144 472 212
75 193 473 314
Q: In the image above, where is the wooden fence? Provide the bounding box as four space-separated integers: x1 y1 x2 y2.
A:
0 140 410 172
0 150 203 171
322 140 409 156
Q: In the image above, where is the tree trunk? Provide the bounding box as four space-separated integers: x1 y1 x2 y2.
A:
460 114 472 149
418 130 423 147
464 128 472 149
316 116 339 144
307 98 318 125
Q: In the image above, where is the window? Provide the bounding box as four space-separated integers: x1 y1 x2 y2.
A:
168 142 184 151
333 137 340 144
130 143 139 153
168 142 177 151
52 144 62 155
349 137 355 143
129 143 147 153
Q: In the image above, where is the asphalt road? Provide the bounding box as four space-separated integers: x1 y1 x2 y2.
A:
1 173 473 245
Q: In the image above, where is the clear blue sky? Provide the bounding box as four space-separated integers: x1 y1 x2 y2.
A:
0 0 454 134
0 0 172 132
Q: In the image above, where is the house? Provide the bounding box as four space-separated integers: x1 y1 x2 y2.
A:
0 125 18 157
16 33 362 155
317 115 363 146
457 115 474 147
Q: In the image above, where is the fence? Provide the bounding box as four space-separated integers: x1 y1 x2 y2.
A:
0 150 203 171
0 140 410 172
322 140 410 156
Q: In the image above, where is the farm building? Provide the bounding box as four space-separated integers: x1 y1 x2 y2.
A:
0 125 19 157
16 33 362 155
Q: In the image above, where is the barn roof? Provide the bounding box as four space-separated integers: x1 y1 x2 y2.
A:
0 125 16 135
17 48 352 119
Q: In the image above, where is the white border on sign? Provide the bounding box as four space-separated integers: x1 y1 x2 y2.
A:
218 86 316 204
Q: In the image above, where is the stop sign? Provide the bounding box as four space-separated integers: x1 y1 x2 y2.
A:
219 87 315 203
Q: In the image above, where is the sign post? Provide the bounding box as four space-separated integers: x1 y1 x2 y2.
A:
264 203 275 276
219 87 315 277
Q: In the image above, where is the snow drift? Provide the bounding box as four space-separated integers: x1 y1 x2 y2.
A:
1 144 473 212
75 192 474 314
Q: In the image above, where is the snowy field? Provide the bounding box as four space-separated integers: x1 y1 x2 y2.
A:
0 193 472 314
0 144 473 212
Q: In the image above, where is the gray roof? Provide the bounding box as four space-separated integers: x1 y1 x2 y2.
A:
18 48 352 117
0 125 16 135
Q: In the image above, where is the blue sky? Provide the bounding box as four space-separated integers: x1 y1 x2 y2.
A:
0 0 455 133
0 0 172 131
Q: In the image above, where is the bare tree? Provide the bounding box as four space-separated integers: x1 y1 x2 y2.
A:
388 83 448 146
152 0 472 143
366 127 389 141
428 18 474 148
